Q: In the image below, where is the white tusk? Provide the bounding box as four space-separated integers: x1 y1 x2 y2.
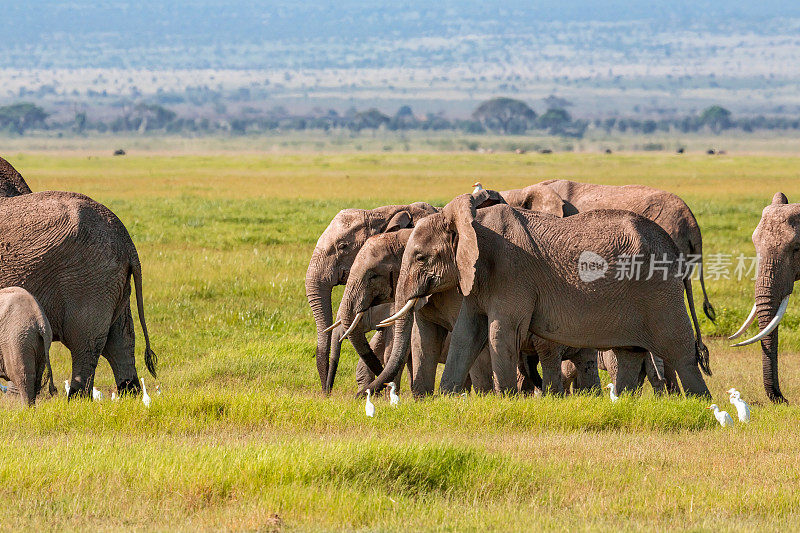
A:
731 296 790 347
376 298 418 328
728 303 758 340
342 312 364 338
322 319 342 334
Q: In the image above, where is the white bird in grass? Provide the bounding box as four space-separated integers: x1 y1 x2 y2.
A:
472 181 483 194
727 388 751 423
707 404 734 427
64 379 70 395
111 392 118 401
365 389 375 417
389 382 399 406
141 378 151 408
92 387 103 401
606 383 619 402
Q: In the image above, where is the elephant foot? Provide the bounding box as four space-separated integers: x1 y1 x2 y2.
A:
117 379 141 396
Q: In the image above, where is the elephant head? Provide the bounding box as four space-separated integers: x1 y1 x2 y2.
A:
501 183 565 217
362 194 484 393
731 192 800 403
0 156 33 197
325 229 412 393
306 202 437 390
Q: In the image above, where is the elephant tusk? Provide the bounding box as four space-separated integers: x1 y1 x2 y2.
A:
650 352 664 382
341 312 364 338
728 303 758 340
322 319 342 334
731 296 790 347
376 298 418 328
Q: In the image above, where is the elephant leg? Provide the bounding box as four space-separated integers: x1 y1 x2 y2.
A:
645 353 667 395
663 360 681 394
102 305 141 395
653 340 710 398
7 350 37 406
440 300 488 394
572 348 602 394
538 346 564 396
487 317 523 395
599 350 617 384
526 353 543 393
612 348 646 395
410 316 445 397
469 347 494 393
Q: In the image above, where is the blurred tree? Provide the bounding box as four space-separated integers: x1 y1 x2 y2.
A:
537 107 571 134
699 105 732 133
0 103 48 134
472 97 536 134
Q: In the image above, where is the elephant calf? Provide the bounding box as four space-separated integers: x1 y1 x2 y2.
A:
0 287 55 405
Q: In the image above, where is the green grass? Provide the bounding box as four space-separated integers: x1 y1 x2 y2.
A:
2 151 800 530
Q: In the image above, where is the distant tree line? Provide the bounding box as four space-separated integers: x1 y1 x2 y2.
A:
2 98 800 138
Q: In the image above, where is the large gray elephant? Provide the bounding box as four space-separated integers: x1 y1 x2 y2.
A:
366 194 711 398
0 156 33 197
306 202 438 391
729 192 800 403
0 191 157 397
0 287 56 405
501 179 715 325
336 213 600 397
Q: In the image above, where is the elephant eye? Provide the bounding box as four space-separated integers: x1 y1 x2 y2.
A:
415 252 425 263
337 242 348 251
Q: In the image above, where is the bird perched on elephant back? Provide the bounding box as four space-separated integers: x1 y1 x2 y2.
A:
0 156 33 197
362 193 711 398
306 201 439 391
729 192 800 403
501 179 715 324
0 191 157 397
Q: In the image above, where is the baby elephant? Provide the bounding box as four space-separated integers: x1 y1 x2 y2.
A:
0 287 55 405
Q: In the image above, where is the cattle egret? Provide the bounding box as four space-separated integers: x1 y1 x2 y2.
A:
707 404 734 427
64 380 70 395
141 378 151 408
606 383 619 402
365 389 375 417
472 182 483 194
92 387 103 401
111 392 118 401
389 382 399 406
727 388 751 423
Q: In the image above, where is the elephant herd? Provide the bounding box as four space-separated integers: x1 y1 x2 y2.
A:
0 156 156 404
307 179 799 404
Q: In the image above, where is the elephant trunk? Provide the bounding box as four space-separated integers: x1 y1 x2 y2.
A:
755 270 788 403
361 313 413 394
305 270 334 391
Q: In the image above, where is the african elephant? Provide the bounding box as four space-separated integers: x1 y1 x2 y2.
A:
331 228 497 396
501 179 716 326
597 349 674 394
365 194 710 398
0 287 56 405
0 156 33 197
729 192 800 403
306 202 439 391
0 191 157 397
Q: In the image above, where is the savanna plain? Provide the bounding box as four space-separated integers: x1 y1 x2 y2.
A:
4 151 800 531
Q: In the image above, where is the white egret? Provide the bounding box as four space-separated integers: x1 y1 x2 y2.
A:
707 404 734 427
92 387 103 400
472 182 483 194
64 379 70 395
141 378 151 408
365 389 375 417
389 382 399 406
606 383 619 402
727 388 751 423
111 392 118 401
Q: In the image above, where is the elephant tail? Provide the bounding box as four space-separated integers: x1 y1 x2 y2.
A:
683 276 711 376
688 230 716 324
131 255 157 379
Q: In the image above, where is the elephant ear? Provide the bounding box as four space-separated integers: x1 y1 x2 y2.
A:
443 194 479 296
773 192 789 205
384 210 413 232
472 189 506 209
522 184 565 217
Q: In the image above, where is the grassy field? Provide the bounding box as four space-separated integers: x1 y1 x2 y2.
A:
2 151 800 530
